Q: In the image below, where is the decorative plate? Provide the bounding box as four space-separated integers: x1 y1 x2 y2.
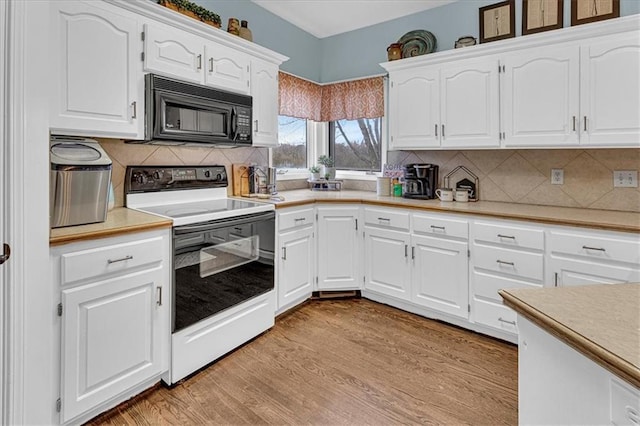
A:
398 30 437 58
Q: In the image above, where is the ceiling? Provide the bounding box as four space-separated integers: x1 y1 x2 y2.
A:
251 0 458 39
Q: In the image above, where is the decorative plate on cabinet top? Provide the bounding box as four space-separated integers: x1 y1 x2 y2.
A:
398 30 437 58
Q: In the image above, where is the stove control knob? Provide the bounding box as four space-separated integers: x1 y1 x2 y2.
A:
204 170 211 178
137 173 147 184
153 171 161 180
216 173 223 181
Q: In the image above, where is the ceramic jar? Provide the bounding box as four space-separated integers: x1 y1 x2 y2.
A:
239 20 253 41
387 43 402 61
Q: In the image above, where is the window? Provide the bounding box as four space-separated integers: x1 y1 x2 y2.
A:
273 115 307 169
329 117 382 172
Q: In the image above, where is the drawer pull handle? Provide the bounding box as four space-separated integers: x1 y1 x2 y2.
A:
430 225 445 230
197 54 202 70
282 247 287 260
294 218 306 222
626 406 639 424
497 234 515 239
107 255 133 264
582 245 606 252
378 217 391 223
404 244 408 258
157 286 163 306
131 101 137 119
498 317 516 326
496 260 515 266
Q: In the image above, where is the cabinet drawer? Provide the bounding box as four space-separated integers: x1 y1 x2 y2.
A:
473 244 544 281
473 221 544 251
473 299 518 335
61 236 164 284
278 207 314 232
549 230 640 265
473 270 542 303
413 213 468 239
364 207 409 231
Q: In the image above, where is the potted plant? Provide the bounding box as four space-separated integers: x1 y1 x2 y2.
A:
309 165 321 181
158 0 222 28
318 155 336 180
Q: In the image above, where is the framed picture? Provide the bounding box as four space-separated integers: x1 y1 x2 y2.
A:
571 0 619 26
479 0 516 44
523 0 564 35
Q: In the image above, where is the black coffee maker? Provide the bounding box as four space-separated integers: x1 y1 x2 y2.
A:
403 163 438 199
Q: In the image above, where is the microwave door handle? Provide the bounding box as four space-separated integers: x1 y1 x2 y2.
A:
230 107 238 141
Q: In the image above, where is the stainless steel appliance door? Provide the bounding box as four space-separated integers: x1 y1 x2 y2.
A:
50 167 111 228
172 211 275 332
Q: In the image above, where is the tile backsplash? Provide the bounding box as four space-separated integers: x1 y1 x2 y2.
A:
97 139 268 207
99 139 639 213
388 149 640 213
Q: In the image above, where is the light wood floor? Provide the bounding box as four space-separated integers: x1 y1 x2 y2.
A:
88 298 518 425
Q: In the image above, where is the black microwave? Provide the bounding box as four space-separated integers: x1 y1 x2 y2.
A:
140 74 252 146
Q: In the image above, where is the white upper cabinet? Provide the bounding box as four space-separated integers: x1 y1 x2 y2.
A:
144 22 204 84
381 16 639 149
440 58 500 148
50 1 143 138
580 32 640 147
205 42 250 94
251 58 280 147
389 67 440 149
144 22 251 94
502 45 580 147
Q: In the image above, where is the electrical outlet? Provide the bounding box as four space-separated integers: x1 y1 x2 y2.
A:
551 169 564 185
613 170 638 188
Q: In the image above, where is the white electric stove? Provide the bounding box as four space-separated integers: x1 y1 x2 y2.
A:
125 165 276 384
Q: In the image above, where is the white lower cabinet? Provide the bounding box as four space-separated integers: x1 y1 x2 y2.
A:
276 207 314 313
51 229 170 424
410 213 469 319
364 225 411 300
316 206 361 291
548 226 640 286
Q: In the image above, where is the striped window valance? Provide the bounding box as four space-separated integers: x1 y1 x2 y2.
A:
279 72 384 122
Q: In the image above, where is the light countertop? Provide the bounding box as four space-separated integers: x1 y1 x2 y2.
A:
50 207 172 246
500 284 640 388
258 189 640 233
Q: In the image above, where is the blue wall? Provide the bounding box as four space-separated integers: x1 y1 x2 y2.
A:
194 0 323 81
195 0 640 83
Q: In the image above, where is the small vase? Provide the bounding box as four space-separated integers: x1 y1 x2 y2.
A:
387 43 402 61
227 18 240 35
310 172 320 181
239 20 253 41
322 166 336 180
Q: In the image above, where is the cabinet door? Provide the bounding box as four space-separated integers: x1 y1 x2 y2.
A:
204 43 250 94
411 234 469 319
364 226 411 300
278 227 314 310
61 267 165 423
502 45 580 147
317 207 361 290
550 256 640 287
144 22 204 84
388 67 440 149
251 59 279 147
580 32 640 147
440 58 500 148
50 1 142 138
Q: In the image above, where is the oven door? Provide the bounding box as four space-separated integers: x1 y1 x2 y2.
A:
172 211 275 332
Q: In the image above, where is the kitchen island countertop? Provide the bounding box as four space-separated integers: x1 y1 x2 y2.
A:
50 207 172 246
500 284 640 388
257 189 640 233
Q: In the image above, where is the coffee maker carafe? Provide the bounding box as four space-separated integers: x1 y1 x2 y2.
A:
402 163 438 199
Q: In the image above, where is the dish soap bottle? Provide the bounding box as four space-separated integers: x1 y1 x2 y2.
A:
239 20 253 42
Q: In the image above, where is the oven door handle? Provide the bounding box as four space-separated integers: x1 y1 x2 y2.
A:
173 211 274 235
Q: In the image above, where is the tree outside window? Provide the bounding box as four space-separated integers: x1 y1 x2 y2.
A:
329 117 382 172
273 115 307 169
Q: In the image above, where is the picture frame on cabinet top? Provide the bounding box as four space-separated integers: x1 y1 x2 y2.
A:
479 0 516 44
571 0 619 26
523 0 564 35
